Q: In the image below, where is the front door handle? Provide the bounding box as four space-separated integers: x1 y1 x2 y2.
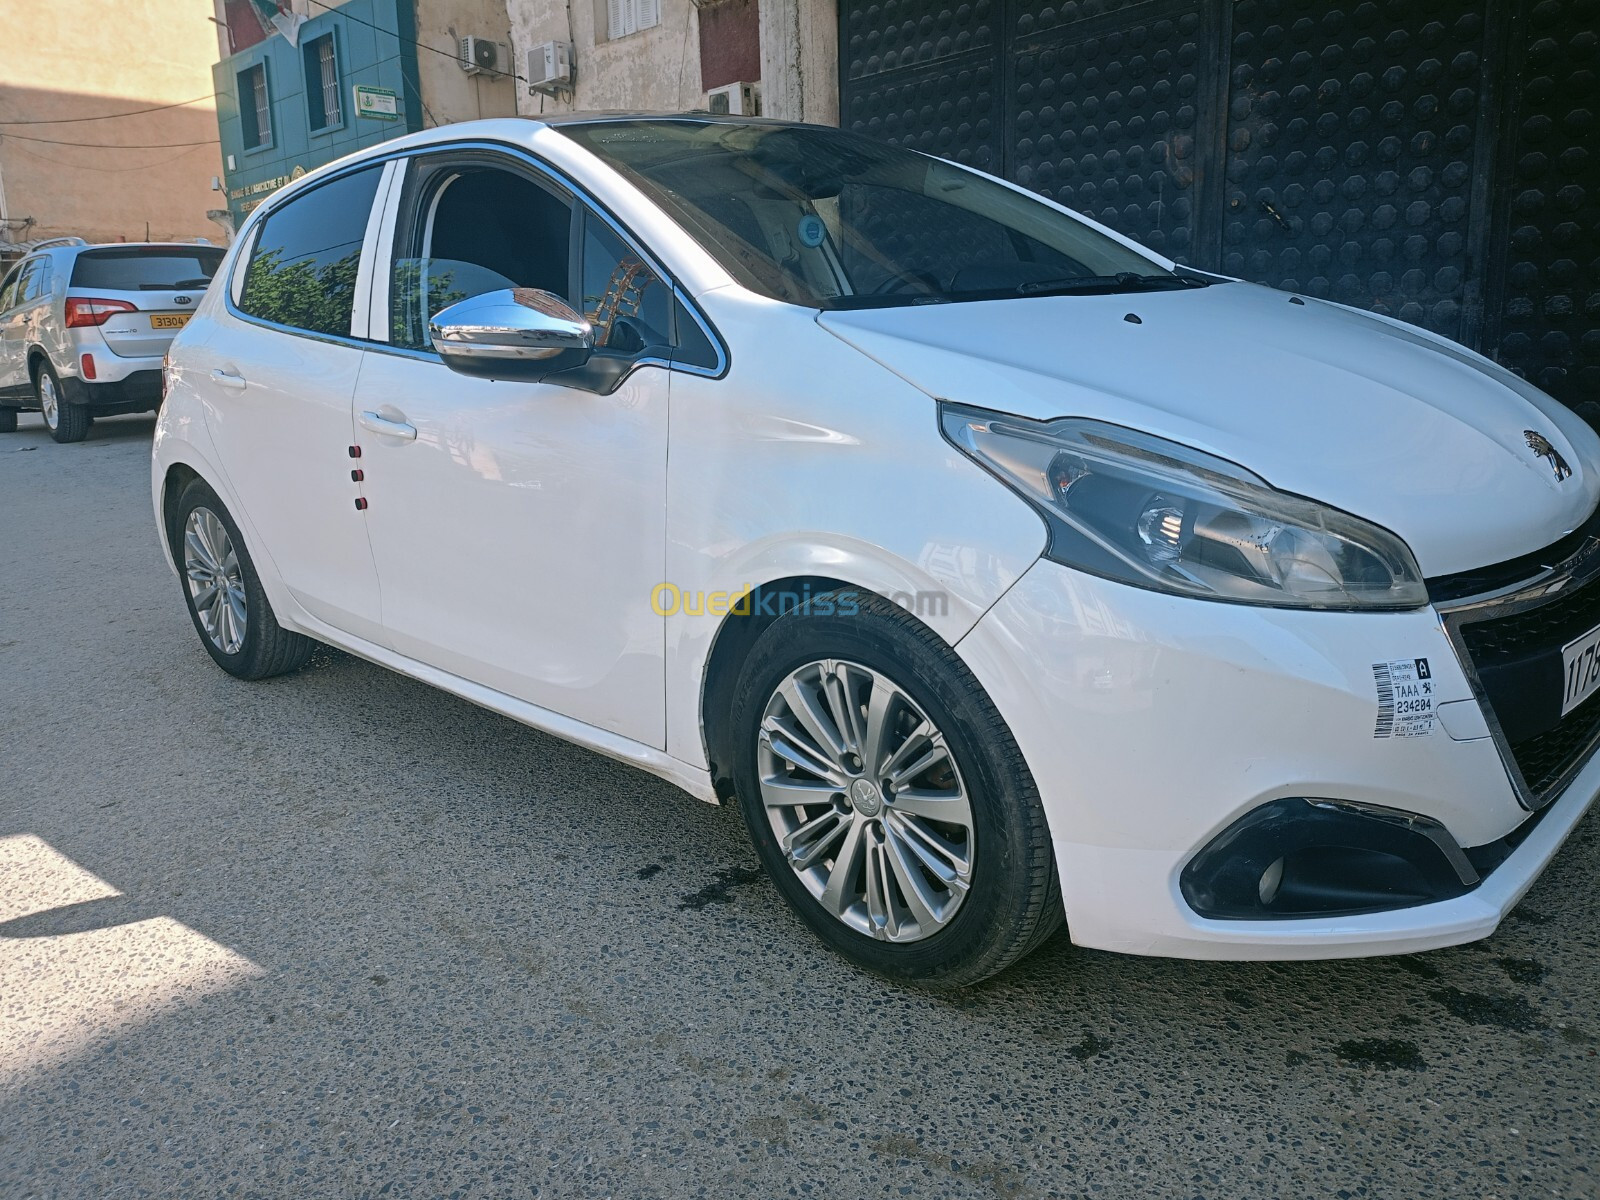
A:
359 409 417 441
211 369 247 391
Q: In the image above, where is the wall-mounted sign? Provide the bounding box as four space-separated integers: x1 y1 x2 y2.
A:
354 85 399 121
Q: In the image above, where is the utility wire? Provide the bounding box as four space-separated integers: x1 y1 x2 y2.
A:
0 95 213 126
304 0 528 86
0 132 218 149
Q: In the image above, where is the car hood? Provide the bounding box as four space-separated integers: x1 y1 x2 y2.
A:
818 282 1600 578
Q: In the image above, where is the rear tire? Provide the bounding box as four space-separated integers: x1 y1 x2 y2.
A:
730 590 1063 988
172 479 315 680
36 362 88 443
0 409 16 433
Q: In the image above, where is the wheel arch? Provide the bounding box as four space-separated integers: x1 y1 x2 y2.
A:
698 574 965 802
26 345 53 385
160 462 204 567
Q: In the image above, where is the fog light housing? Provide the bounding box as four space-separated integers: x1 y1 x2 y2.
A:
1180 798 1481 920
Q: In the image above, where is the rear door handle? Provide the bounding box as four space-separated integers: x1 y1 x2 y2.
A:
359 409 417 441
211 369 247 391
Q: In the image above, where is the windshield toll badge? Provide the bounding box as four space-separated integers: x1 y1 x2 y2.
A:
1525 430 1573 482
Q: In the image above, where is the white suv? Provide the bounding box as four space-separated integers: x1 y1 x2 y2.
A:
153 116 1600 985
0 240 222 442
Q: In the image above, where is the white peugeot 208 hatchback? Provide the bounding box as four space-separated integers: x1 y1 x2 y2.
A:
153 115 1600 986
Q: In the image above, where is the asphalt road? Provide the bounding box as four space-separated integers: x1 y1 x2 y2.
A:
2 411 1598 1200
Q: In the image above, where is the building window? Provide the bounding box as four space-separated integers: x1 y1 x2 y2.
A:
304 32 342 131
239 63 271 149
606 0 660 40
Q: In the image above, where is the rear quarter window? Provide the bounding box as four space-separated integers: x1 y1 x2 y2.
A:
70 249 224 291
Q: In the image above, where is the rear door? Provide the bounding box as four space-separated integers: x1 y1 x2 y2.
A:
0 261 27 393
184 163 395 644
69 247 224 358
0 258 43 394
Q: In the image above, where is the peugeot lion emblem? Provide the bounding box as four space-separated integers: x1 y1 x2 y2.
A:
1524 430 1572 481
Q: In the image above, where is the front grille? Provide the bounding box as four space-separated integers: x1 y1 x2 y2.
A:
1459 573 1600 662
1452 571 1600 805
1507 693 1600 795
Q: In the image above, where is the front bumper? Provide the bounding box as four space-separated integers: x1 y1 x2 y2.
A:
956 558 1599 959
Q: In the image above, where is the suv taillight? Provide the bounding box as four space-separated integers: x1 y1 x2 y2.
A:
65 297 138 327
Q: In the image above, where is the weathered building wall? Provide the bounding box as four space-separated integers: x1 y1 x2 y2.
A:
0 0 225 246
413 0 521 124
508 0 708 116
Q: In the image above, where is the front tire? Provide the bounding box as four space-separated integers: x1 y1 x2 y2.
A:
172 479 315 680
36 362 88 443
731 591 1063 987
0 408 16 433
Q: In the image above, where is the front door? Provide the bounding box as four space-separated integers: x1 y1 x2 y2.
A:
354 152 672 746
187 163 392 644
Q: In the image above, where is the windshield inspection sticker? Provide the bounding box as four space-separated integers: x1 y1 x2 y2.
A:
1373 657 1436 738
796 214 827 248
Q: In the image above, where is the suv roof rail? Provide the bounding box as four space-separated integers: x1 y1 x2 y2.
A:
30 236 89 250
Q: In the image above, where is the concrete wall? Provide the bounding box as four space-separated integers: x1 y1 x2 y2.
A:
0 0 225 245
413 0 520 124
505 0 836 124
508 0 708 117
760 0 837 124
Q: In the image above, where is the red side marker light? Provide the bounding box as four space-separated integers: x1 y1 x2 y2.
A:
80 353 97 380
351 469 364 482
354 497 368 511
348 445 362 458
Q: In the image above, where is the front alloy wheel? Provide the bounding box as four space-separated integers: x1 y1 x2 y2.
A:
731 592 1062 987
183 506 248 655
758 659 974 942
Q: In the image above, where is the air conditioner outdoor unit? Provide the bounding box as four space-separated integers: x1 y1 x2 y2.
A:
459 36 509 77
526 41 573 94
707 81 761 116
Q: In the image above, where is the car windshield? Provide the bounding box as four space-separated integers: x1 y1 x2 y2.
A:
555 119 1197 309
71 247 224 291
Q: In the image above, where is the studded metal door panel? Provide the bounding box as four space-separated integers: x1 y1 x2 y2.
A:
1223 1 1491 342
1011 10 1209 262
839 0 1600 404
1487 0 1600 399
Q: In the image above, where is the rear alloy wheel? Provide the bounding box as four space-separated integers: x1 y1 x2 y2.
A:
184 506 249 656
37 362 88 443
173 479 315 680
732 592 1062 987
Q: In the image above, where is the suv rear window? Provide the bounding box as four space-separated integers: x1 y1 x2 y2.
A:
70 248 224 291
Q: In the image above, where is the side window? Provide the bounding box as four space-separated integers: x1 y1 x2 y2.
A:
239 165 384 338
578 213 673 354
390 162 573 351
16 259 46 305
0 264 22 311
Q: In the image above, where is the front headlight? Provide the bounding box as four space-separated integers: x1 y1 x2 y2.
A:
942 403 1427 610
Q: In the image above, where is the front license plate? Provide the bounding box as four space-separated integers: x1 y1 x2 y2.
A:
1560 622 1600 715
150 313 190 330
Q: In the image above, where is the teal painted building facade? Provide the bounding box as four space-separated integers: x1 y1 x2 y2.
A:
213 0 424 225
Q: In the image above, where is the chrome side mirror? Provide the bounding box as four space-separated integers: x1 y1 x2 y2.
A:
428 288 594 381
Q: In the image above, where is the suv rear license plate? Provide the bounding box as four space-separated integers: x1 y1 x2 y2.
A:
150 313 190 330
1561 622 1600 715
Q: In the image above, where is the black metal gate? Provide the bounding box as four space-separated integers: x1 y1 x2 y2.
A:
839 0 1600 404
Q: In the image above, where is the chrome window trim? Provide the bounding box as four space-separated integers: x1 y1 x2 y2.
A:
1435 527 1600 811
221 139 730 381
